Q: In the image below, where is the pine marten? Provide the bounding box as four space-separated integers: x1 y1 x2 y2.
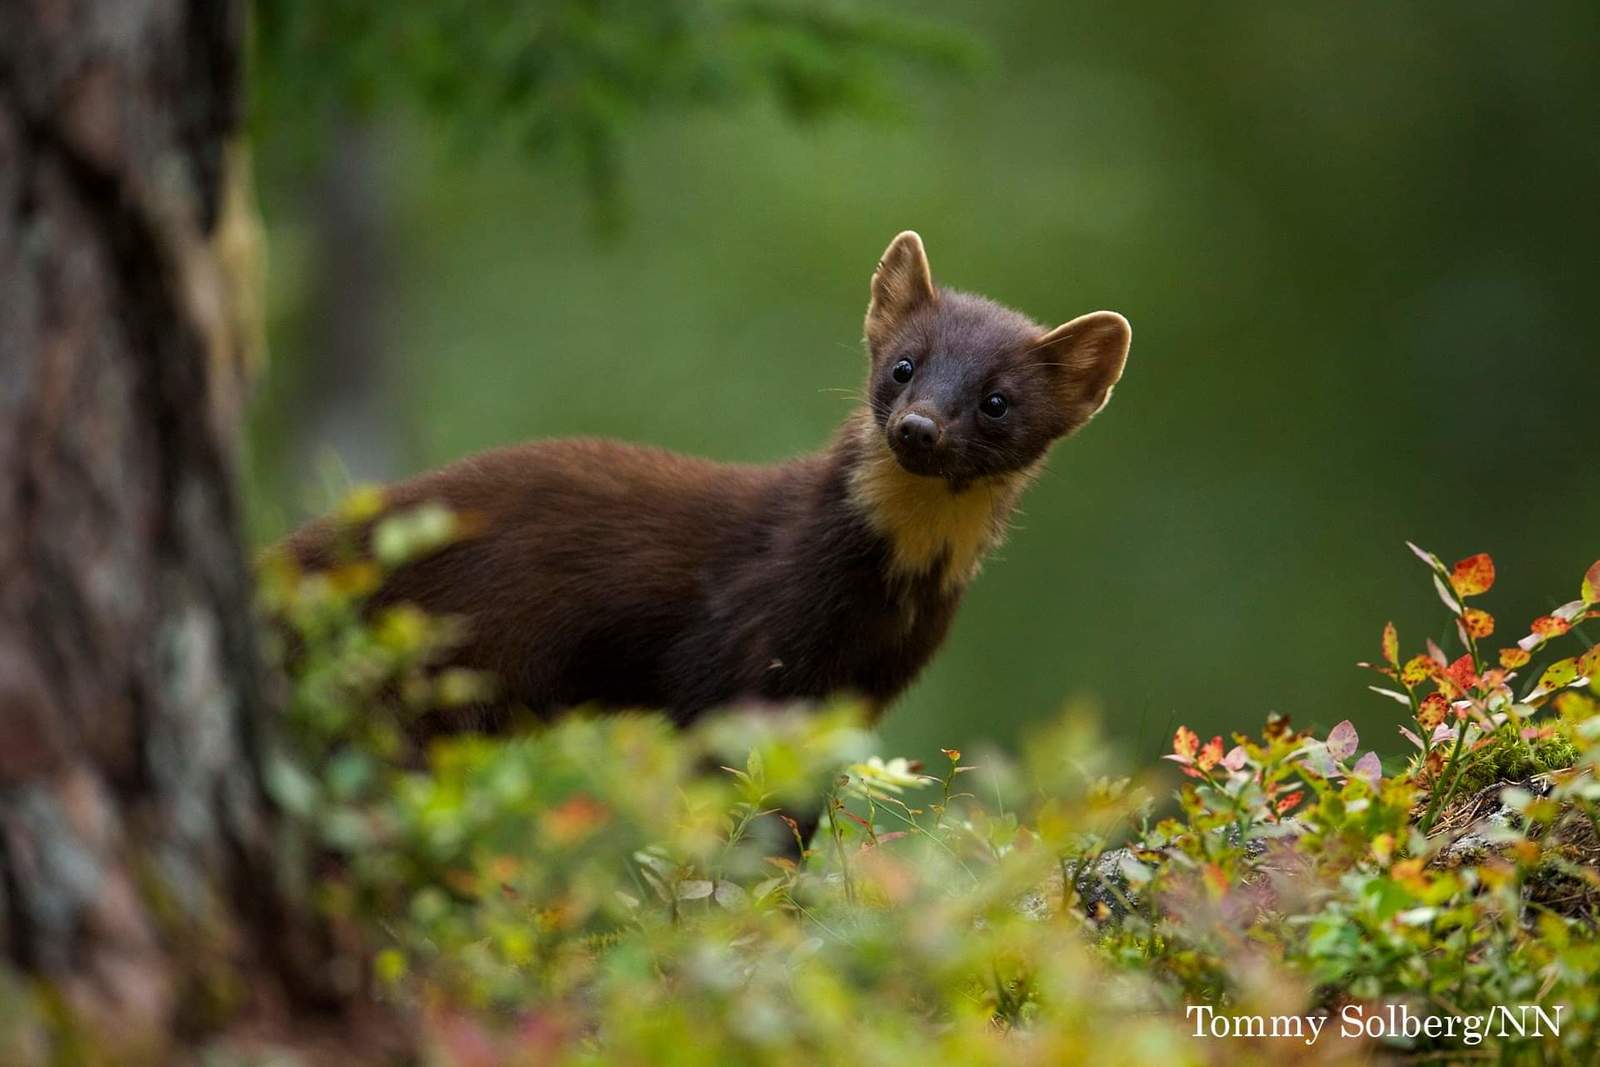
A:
281 232 1131 734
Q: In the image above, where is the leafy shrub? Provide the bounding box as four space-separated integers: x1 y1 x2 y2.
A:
261 508 1600 1065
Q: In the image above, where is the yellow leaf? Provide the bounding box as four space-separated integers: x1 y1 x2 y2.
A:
1537 657 1579 692
1578 645 1600 681
338 484 387 523
1401 655 1434 687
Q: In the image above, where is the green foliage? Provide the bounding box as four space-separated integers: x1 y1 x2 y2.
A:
1447 734 1581 799
249 0 981 221
261 510 1600 1064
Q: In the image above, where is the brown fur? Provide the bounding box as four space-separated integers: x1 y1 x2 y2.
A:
277 231 1130 735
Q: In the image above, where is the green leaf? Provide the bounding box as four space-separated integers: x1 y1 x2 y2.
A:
1537 657 1580 692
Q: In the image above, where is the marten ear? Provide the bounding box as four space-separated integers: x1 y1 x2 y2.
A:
865 231 936 354
1034 310 1132 435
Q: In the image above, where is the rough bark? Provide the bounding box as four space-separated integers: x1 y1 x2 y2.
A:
0 3 375 1062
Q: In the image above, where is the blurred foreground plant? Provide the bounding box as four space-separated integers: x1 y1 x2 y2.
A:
259 504 1598 1065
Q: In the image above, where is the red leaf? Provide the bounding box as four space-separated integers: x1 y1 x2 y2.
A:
1275 790 1305 815
1444 654 1479 693
838 807 874 832
1196 736 1224 772
1583 560 1600 605
1531 616 1572 640
1450 553 1495 597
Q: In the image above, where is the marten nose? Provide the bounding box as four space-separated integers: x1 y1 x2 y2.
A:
896 412 943 450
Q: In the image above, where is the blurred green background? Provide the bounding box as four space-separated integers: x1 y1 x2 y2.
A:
246 0 1599 768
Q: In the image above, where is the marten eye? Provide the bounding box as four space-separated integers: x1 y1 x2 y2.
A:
891 358 915 384
980 393 1009 419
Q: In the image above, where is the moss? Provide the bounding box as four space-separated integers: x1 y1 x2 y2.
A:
1450 734 1581 797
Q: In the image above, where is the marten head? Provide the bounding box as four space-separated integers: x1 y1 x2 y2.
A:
862 231 1130 490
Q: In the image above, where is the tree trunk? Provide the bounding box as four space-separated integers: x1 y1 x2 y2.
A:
0 4 380 1062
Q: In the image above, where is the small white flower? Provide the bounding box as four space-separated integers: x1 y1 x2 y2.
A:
847 756 925 794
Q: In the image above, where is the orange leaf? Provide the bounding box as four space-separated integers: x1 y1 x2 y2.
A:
1499 647 1531 669
1172 726 1199 760
1531 616 1572 639
1444 654 1479 693
1417 693 1449 728
1392 858 1427 892
1450 553 1495 597
1196 736 1224 772
1381 622 1399 667
542 794 611 844
1401 655 1435 687
1462 608 1494 639
1584 560 1600 605
1274 790 1304 816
